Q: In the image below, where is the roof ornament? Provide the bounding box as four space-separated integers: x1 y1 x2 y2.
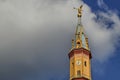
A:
74 5 83 18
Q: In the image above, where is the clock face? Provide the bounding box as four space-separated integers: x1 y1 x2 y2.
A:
76 60 81 65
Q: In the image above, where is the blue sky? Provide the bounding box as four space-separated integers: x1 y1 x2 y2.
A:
0 0 120 80
84 0 120 11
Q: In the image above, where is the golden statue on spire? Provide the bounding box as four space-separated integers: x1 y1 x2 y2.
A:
74 5 83 17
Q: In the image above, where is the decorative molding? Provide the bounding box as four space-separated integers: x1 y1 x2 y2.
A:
68 48 92 59
72 77 89 80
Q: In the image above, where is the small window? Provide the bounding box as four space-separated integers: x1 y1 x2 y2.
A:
84 61 87 67
72 62 74 67
77 70 81 76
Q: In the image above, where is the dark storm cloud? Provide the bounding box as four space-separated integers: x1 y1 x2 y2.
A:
0 0 74 79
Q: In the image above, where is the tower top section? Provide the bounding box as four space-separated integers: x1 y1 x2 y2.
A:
71 5 90 51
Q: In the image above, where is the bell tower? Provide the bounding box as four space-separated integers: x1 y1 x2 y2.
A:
68 5 92 80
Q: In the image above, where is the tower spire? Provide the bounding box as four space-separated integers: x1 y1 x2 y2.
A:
73 5 89 50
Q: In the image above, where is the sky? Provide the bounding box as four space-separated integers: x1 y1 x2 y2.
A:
0 0 120 80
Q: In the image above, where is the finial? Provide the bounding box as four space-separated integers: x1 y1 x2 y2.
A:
74 5 83 18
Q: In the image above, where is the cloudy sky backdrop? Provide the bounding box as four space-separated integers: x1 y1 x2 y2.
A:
0 0 120 80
